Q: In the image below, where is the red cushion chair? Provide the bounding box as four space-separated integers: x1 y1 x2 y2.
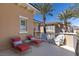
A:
26 35 33 40
10 37 30 54
32 40 42 46
16 44 30 52
25 35 42 47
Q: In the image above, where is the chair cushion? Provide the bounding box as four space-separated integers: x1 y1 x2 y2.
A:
26 35 33 39
31 37 36 40
11 37 21 42
13 41 22 46
16 44 30 52
24 39 32 43
10 37 22 47
32 40 41 44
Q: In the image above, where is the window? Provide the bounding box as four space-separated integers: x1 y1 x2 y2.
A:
46 26 48 30
51 26 55 30
46 26 54 30
19 16 28 33
47 33 55 39
46 26 50 30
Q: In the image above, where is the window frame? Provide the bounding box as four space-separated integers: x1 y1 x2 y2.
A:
19 16 28 33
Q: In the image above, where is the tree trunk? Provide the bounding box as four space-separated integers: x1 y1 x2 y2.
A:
43 15 46 34
43 15 47 40
44 22 46 34
38 23 41 38
64 19 68 32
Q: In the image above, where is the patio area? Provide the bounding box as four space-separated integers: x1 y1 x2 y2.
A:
0 42 75 56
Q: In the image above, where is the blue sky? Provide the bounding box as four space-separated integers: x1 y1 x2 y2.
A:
34 3 79 26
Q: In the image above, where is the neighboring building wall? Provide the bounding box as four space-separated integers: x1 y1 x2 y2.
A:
0 4 35 40
40 25 55 33
40 25 56 39
40 23 63 33
39 24 63 39
40 26 44 33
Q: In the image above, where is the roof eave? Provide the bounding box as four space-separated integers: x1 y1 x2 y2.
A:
26 4 40 12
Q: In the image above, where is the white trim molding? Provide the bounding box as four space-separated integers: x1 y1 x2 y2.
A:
19 16 28 19
19 31 28 34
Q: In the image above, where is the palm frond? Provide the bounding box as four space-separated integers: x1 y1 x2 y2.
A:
48 13 53 16
58 12 65 20
72 8 79 18
58 9 74 21
31 3 53 15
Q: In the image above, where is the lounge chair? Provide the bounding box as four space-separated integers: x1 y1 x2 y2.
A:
10 37 31 55
25 35 42 47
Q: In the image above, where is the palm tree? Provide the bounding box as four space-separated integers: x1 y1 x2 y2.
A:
31 3 53 40
70 4 79 18
58 9 74 32
72 8 79 18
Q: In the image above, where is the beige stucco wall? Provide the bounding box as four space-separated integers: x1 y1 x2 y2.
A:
40 26 44 33
65 34 77 50
0 4 35 45
74 30 79 33
65 35 74 48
